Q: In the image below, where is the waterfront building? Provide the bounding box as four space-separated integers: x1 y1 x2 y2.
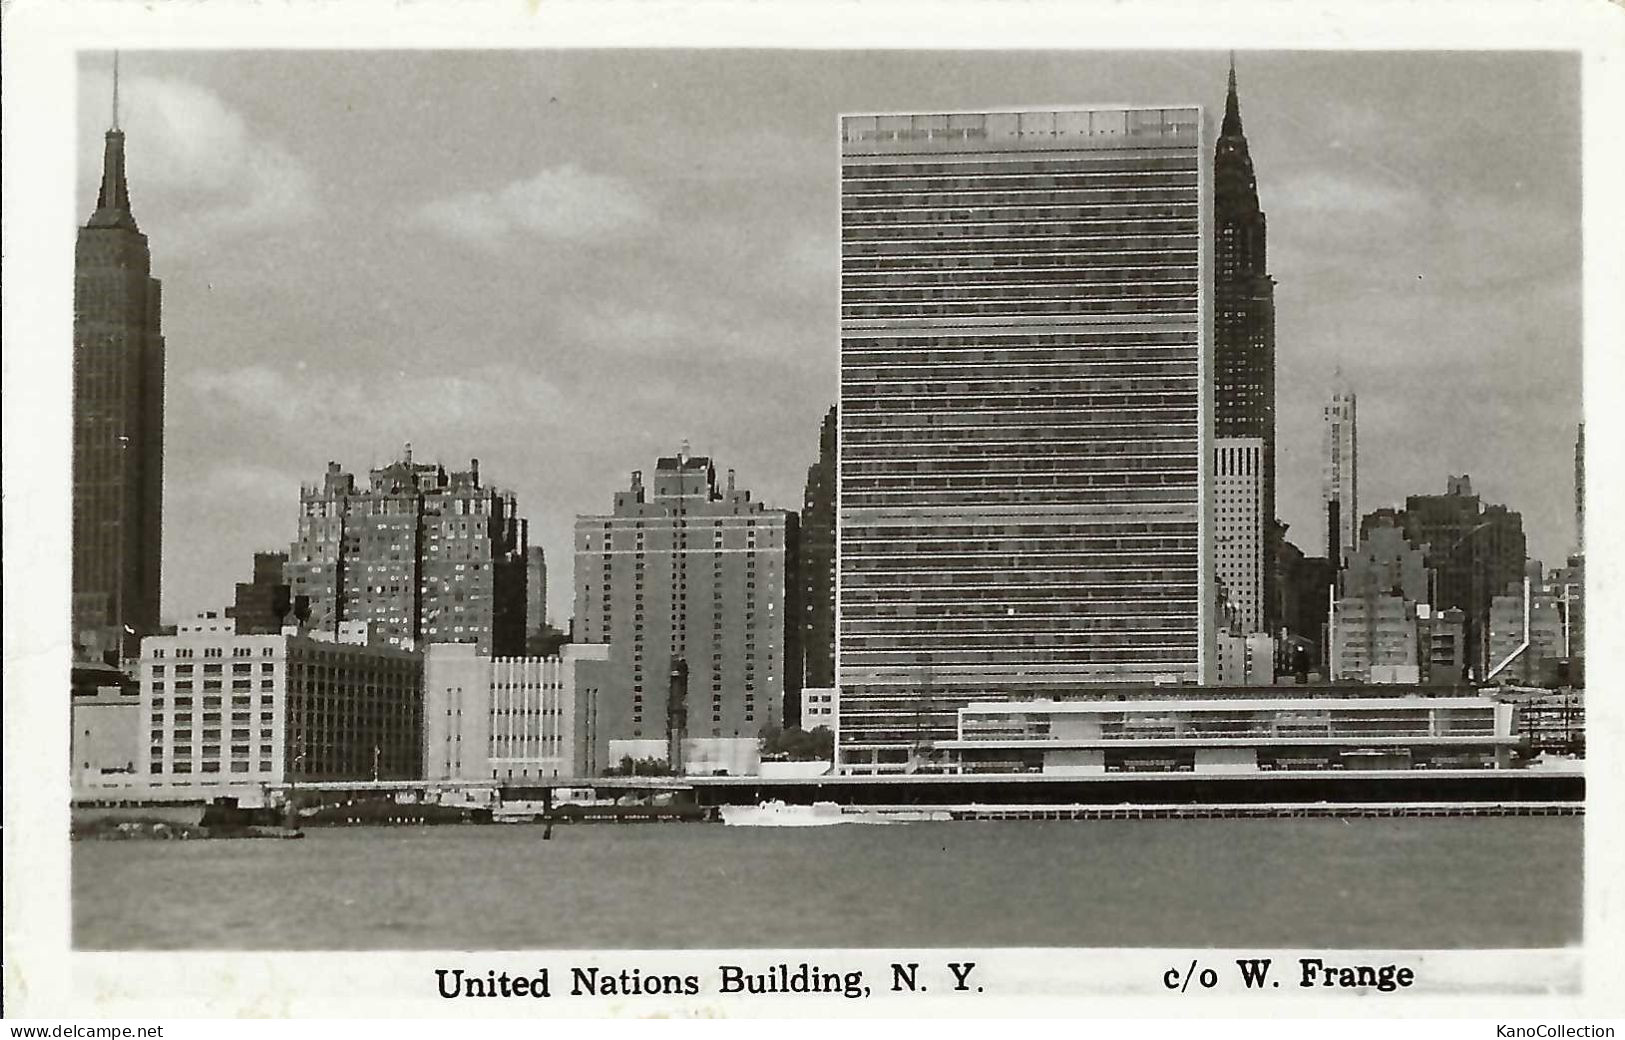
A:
229 551 308 635
1215 436 1265 634
1213 62 1278 630
286 449 529 655
1321 380 1358 564
573 448 798 770
71 669 141 792
136 621 423 790
422 642 611 782
1381 476 1527 677
800 406 838 698
73 77 165 663
942 694 1518 774
839 105 1213 773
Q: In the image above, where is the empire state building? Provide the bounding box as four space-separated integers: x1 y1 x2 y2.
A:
1213 60 1278 633
73 77 165 661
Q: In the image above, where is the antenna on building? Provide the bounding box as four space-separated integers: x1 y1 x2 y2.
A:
111 51 120 131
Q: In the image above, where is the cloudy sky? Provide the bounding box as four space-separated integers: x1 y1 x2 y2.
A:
75 49 1581 626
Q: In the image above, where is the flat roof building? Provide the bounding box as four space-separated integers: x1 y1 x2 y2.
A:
136 624 423 791
574 448 798 770
1215 436 1265 634
838 106 1214 773
942 694 1518 775
423 642 611 782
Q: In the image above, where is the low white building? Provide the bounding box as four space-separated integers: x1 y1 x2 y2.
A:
423 642 612 782
136 618 423 793
942 695 1520 775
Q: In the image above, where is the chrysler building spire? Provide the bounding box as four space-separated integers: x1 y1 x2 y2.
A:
1223 51 1243 136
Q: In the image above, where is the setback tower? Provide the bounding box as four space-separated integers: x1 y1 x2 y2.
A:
73 64 166 662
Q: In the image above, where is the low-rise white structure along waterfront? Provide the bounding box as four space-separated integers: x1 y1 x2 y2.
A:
128 618 423 795
939 694 1519 775
423 642 612 781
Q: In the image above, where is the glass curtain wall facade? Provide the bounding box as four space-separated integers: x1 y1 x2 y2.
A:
838 107 1214 773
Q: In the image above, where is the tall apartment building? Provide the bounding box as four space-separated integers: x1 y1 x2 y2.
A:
573 449 799 765
800 406 838 696
1214 437 1265 634
839 106 1213 773
73 85 165 662
286 449 529 655
423 642 611 781
1322 381 1358 565
1386 476 1526 678
137 621 423 788
1213 63 1278 630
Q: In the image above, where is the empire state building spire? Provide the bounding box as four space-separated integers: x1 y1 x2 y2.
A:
89 58 136 230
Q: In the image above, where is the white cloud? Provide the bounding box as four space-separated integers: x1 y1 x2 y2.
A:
558 300 692 356
80 72 316 235
1270 168 1422 218
184 363 566 438
413 164 652 246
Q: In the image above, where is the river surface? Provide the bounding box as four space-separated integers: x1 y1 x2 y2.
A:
73 817 1581 950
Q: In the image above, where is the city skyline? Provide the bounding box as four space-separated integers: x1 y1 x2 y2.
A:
73 49 1582 627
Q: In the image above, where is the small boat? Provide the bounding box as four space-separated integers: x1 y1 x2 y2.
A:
719 800 950 826
721 800 873 827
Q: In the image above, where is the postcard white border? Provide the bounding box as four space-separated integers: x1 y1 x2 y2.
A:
4 0 1624 1021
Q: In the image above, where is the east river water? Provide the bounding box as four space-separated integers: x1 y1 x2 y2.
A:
73 817 1581 950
